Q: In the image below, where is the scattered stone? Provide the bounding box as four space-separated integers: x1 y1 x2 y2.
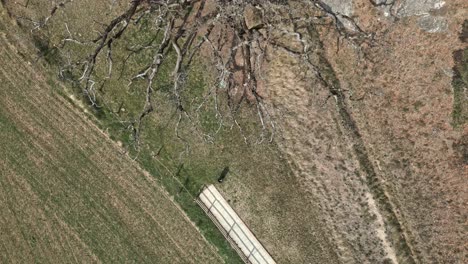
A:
373 0 390 5
271 29 304 53
320 0 354 30
397 0 445 17
443 68 454 78
321 0 353 15
417 15 448 33
244 5 263 30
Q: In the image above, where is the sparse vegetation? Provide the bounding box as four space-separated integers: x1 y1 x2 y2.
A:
452 47 468 127
0 10 223 262
1 1 466 264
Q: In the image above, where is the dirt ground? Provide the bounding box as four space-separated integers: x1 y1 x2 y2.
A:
222 1 467 263
319 1 467 262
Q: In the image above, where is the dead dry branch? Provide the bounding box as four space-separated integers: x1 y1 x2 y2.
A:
16 0 372 147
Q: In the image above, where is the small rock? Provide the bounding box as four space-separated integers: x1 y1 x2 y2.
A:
321 0 353 16
397 0 445 17
442 68 454 78
271 29 304 53
373 0 389 4
244 5 263 30
417 15 448 33
320 0 354 30
258 28 268 38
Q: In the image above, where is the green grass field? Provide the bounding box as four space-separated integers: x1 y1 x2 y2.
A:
0 8 224 262
0 1 278 262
